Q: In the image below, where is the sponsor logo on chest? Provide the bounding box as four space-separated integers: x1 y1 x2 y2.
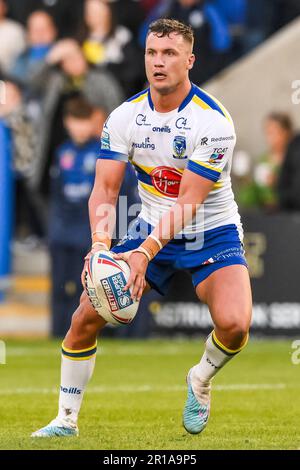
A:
150 166 182 198
132 137 156 151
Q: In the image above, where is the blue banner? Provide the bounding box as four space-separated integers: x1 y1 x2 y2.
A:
0 121 13 302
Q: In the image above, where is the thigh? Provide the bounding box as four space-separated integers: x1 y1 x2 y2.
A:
195 265 252 331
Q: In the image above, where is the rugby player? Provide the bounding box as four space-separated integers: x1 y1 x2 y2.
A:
32 18 252 437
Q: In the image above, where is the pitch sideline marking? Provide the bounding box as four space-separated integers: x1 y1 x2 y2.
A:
0 383 287 395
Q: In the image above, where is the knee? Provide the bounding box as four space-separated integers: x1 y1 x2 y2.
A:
223 322 249 346
65 293 106 349
214 309 251 348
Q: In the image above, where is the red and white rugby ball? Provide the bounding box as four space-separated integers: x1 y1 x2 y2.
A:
84 250 139 325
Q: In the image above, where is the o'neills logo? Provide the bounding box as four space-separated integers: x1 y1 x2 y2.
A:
60 386 82 394
150 166 182 197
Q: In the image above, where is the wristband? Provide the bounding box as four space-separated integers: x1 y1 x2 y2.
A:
91 230 111 250
148 234 163 250
92 241 109 250
132 247 152 262
92 230 109 238
139 235 163 261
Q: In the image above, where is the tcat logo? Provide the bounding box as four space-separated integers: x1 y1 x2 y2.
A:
136 114 151 126
213 147 228 153
60 386 82 394
176 117 191 130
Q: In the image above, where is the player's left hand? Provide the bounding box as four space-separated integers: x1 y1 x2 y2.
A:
113 251 148 301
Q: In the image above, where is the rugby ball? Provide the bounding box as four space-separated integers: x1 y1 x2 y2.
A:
84 250 139 325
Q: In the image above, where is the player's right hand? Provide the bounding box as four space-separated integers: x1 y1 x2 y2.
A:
113 250 148 301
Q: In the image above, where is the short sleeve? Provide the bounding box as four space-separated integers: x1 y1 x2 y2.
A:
99 105 129 162
187 116 236 182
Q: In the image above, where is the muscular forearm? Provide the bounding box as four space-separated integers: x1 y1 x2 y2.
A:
152 197 200 246
135 196 202 262
88 186 119 247
134 171 214 262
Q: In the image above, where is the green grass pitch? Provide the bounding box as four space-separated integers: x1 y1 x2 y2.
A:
0 338 299 450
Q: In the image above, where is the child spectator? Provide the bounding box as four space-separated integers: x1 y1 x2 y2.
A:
48 96 101 337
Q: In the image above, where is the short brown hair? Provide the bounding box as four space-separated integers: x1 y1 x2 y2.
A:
63 96 95 119
147 18 194 46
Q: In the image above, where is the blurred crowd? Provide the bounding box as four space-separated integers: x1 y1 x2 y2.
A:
1 0 300 233
233 113 300 212
0 0 300 335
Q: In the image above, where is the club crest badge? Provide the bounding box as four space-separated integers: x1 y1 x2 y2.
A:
173 135 187 159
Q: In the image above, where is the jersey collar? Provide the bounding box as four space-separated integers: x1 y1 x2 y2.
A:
147 82 196 113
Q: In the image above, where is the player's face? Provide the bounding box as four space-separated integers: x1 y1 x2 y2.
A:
145 32 195 94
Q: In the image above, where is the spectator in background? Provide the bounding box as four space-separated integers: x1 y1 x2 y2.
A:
81 0 144 97
28 39 124 194
0 0 26 73
0 79 46 240
48 97 101 337
6 0 84 38
9 11 58 88
140 0 233 84
237 113 293 210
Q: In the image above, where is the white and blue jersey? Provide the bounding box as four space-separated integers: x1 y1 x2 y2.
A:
99 83 247 291
99 82 241 235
